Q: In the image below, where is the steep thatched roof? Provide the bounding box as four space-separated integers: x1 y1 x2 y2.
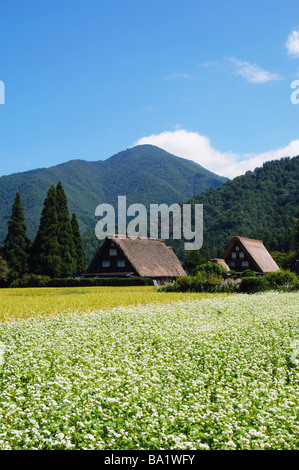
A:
224 236 279 273
89 235 187 278
210 258 230 271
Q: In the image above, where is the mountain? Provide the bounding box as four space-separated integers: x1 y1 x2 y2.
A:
188 156 299 257
0 145 227 243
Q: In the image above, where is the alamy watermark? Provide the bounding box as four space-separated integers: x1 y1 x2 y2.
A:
290 80 299 104
95 196 203 250
0 81 5 104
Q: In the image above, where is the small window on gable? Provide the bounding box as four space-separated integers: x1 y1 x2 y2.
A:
235 245 240 251
102 260 110 268
242 260 249 267
239 252 244 259
117 260 125 268
109 248 117 256
111 242 115 247
231 252 237 259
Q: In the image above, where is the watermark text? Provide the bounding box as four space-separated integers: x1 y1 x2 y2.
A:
95 196 203 250
290 80 299 104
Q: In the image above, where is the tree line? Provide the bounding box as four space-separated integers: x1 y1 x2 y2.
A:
0 182 87 284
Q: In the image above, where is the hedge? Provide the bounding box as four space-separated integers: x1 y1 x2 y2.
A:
239 277 265 294
160 270 299 294
10 274 153 288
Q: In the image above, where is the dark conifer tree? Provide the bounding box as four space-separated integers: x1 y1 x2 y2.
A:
56 182 76 277
0 256 10 282
4 192 29 279
30 185 61 277
71 213 87 275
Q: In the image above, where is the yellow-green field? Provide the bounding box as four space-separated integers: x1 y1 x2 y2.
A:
0 286 226 321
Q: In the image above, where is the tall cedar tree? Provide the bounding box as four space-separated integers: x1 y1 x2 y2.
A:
71 213 87 275
0 256 10 282
4 192 29 279
31 185 61 277
56 182 76 277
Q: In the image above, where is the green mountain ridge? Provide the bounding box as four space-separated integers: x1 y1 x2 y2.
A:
83 155 299 265
188 155 299 257
0 145 227 243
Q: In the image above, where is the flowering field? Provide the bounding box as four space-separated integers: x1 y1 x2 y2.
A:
0 292 298 450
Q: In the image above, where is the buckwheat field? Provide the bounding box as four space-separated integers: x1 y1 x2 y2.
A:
0 291 298 450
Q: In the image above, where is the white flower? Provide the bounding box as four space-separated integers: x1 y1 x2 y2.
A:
0 342 5 366
198 443 210 450
290 340 299 367
225 440 237 448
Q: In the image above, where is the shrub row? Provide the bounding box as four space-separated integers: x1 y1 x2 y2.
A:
239 271 299 293
160 270 299 294
160 276 240 293
10 274 153 288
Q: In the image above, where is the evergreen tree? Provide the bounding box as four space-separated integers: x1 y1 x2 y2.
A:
0 256 10 283
71 213 87 275
30 185 61 277
56 182 76 277
183 245 211 275
4 192 29 279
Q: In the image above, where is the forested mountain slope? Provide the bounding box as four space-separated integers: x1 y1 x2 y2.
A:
0 145 227 242
189 156 299 256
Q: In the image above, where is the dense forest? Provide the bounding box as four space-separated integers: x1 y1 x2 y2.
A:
188 156 299 256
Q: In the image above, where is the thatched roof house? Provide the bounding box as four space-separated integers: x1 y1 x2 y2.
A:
210 258 230 271
86 235 187 283
223 236 279 274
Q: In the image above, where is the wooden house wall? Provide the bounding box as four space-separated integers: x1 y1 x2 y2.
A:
90 239 137 276
225 241 260 273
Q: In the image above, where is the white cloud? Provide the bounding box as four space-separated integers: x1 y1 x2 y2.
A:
163 72 192 80
286 29 299 57
134 129 299 178
230 57 283 83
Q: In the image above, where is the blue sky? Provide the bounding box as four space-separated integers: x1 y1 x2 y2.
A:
1 0 299 178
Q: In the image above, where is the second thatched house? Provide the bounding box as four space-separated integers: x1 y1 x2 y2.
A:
222 236 280 274
85 235 187 284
